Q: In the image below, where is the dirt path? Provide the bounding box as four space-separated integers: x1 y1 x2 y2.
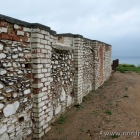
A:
45 72 140 140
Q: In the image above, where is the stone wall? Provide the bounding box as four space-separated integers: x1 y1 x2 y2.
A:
0 14 112 140
0 19 32 140
93 41 111 90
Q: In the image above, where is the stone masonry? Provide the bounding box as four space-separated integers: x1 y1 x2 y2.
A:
0 14 112 140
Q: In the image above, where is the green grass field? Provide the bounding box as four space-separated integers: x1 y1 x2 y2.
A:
116 64 140 73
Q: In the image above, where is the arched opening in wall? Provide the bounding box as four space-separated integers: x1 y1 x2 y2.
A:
82 43 94 97
50 47 74 117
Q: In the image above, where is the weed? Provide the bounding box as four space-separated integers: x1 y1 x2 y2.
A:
58 115 67 124
123 95 129 98
82 96 87 102
56 126 62 133
111 134 120 138
75 104 84 109
80 128 84 132
125 87 128 91
104 109 112 115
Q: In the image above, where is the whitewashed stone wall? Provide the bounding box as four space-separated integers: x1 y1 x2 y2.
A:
0 15 112 140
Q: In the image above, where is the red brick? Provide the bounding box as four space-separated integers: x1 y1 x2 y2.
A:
105 45 110 51
17 26 23 31
32 78 41 84
8 29 16 35
32 88 42 94
0 21 8 27
27 74 32 78
0 33 12 40
12 35 20 41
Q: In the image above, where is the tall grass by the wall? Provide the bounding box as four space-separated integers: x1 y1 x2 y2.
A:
116 64 140 73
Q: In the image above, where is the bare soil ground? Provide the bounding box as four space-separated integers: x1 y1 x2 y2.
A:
45 71 140 140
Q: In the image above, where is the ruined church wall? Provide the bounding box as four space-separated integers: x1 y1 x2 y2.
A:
0 14 112 140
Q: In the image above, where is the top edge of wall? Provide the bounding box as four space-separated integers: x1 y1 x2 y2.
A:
0 14 111 46
92 40 111 46
57 33 111 46
57 33 83 38
0 14 56 35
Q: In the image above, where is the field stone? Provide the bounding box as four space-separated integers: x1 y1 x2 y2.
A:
0 53 6 59
0 132 9 140
23 89 31 95
3 101 19 117
0 125 7 135
0 83 3 89
0 104 4 109
5 87 13 93
55 105 61 115
60 87 66 101
0 43 3 50
67 95 72 107
0 97 4 100
0 69 7 75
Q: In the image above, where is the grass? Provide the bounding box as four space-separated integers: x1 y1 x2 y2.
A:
110 134 120 138
116 64 140 73
82 96 88 102
123 95 129 98
57 115 67 124
80 128 84 132
56 126 62 133
125 87 128 91
75 104 84 109
104 109 112 115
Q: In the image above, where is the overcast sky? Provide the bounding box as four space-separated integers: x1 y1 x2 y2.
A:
0 0 140 58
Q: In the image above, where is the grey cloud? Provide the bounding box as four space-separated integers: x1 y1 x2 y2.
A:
0 0 140 58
